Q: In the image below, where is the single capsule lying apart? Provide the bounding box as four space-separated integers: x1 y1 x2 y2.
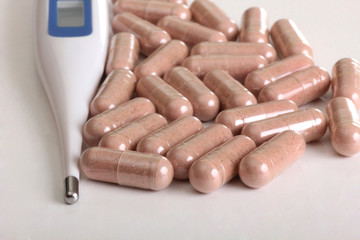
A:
182 54 267 82
81 147 174 191
239 7 269 43
189 0 238 40
241 108 327 146
189 135 256 193
157 16 227 47
105 32 139 75
113 0 191 23
134 40 188 79
166 124 233 180
258 66 330 106
239 130 306 188
203 70 257 109
99 113 168 151
215 99 298 134
90 69 137 116
191 42 276 63
271 19 313 58
244 53 314 96
137 116 203 156
326 97 360 157
136 75 193 121
331 58 360 109
112 12 171 55
83 97 156 146
164 67 220 121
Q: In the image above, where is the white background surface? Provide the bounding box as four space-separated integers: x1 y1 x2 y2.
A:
1 0 360 239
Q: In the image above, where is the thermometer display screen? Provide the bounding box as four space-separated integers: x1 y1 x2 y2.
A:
57 0 85 27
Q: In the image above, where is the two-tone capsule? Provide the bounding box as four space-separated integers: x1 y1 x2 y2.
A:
81 147 174 191
239 7 269 43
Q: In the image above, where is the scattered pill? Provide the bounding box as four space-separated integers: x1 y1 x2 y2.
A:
215 99 298 134
136 75 193 121
113 0 191 23
164 66 220 121
134 40 188 79
112 12 171 56
182 54 267 82
99 113 168 151
241 108 327 146
203 70 257 110
137 116 203 156
90 69 137 116
271 19 313 58
157 16 227 47
239 7 269 43
258 66 330 106
191 42 276 63
239 130 306 188
189 135 256 193
244 53 314 96
331 58 360 109
81 147 174 190
166 124 233 180
189 0 238 40
105 32 139 75
83 97 156 146
326 97 360 156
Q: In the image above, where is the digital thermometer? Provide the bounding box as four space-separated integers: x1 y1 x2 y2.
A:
35 0 109 204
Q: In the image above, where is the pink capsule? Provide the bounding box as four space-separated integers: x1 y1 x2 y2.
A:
239 7 269 43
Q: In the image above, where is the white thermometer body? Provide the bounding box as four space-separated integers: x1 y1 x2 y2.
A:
35 0 109 204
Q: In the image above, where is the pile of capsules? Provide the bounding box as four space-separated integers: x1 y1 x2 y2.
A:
80 0 360 193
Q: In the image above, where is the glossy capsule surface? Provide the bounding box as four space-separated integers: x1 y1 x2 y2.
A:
182 54 267 82
136 75 193 121
105 32 139 75
215 99 298 134
244 54 314 96
189 0 238 40
271 19 313 58
239 7 269 43
134 40 188 79
239 130 306 188
191 42 276 63
332 58 360 109
164 67 220 121
81 147 174 191
113 0 191 23
326 97 360 156
166 124 233 180
112 12 171 56
157 16 227 47
241 108 327 146
259 66 330 106
137 116 203 156
189 135 256 193
83 97 155 146
90 69 136 116
203 70 257 110
99 113 168 151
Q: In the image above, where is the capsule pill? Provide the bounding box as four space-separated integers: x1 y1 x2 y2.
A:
215 99 298 134
81 147 174 191
137 116 203 156
136 75 193 121
239 7 269 43
166 124 233 180
134 40 188 79
164 66 220 121
189 136 256 193
241 108 327 146
239 130 306 188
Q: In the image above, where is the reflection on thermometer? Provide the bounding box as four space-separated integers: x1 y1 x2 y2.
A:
35 0 109 204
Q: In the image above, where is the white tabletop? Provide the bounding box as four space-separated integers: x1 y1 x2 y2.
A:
1 0 360 239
